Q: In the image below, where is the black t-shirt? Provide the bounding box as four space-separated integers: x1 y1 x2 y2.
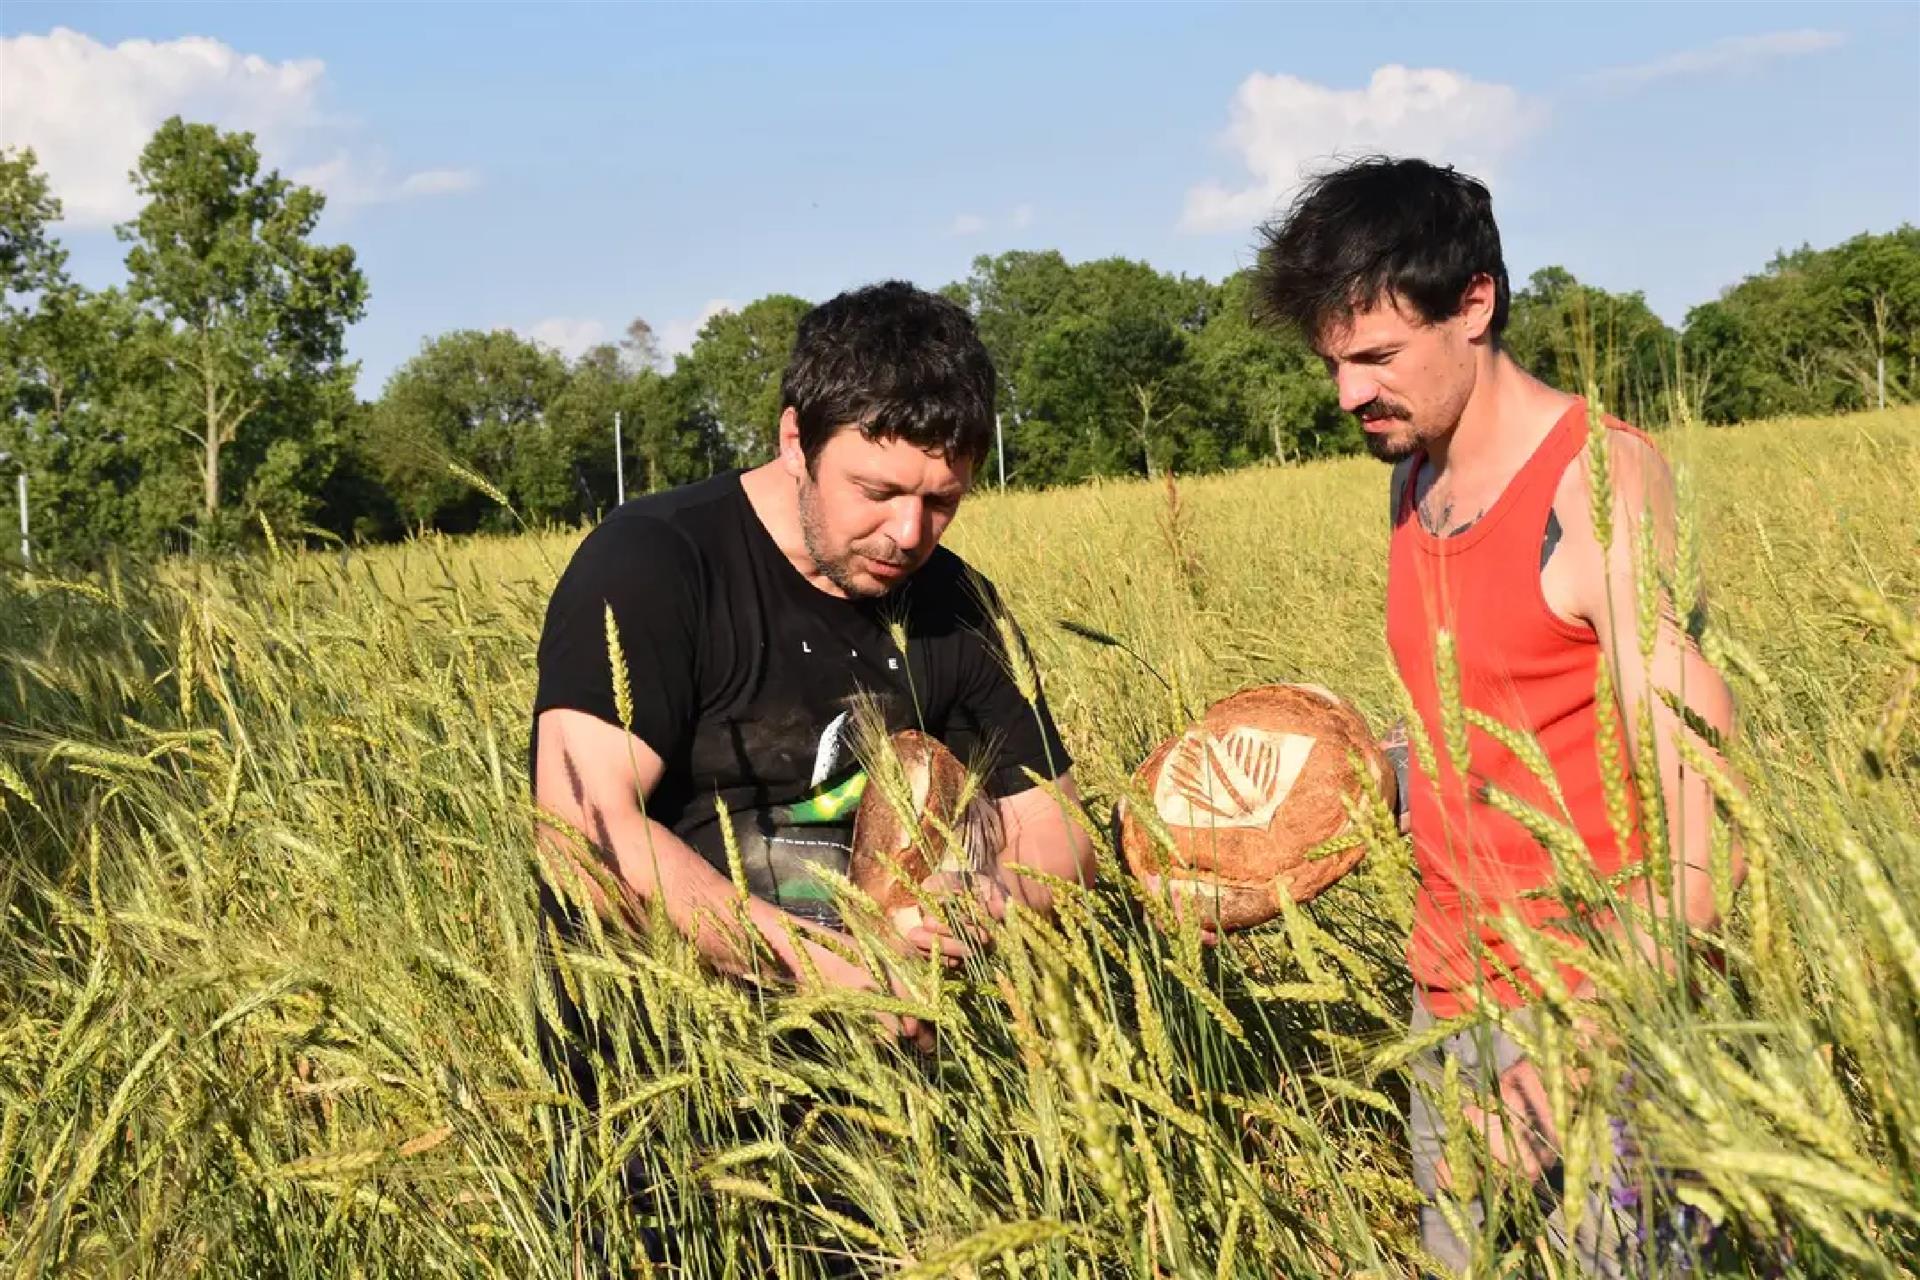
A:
529 470 1070 928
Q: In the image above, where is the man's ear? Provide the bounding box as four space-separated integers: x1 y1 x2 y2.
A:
1459 273 1499 343
778 408 806 479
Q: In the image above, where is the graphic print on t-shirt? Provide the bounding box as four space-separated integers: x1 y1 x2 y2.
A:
754 707 874 928
808 710 854 789
751 624 930 928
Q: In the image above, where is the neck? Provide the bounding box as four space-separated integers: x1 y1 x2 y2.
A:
739 459 842 596
1422 346 1574 490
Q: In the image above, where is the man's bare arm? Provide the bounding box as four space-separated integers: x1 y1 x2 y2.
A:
992 772 1097 916
534 708 904 989
1569 436 1746 964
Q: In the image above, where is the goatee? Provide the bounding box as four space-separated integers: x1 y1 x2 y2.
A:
1363 428 1419 464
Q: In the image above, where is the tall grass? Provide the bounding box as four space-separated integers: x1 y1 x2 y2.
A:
1 409 1916 1277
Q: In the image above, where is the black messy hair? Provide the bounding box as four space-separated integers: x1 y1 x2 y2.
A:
1251 155 1510 346
781 281 996 471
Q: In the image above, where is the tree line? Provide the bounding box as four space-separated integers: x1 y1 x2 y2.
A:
3 119 1917 564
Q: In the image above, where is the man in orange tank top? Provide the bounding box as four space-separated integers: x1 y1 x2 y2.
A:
1250 158 1744 1275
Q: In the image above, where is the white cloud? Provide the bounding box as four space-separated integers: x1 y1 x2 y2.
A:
0 26 476 227
949 204 1036 237
1585 29 1845 88
1179 65 1547 234
287 151 480 211
397 168 480 198
524 317 608 362
661 299 738 358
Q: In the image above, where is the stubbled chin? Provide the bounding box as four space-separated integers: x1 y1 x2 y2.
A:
845 568 902 599
1364 431 1418 463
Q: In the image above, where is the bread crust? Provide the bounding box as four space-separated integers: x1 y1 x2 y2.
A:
849 730 999 917
1120 684 1392 928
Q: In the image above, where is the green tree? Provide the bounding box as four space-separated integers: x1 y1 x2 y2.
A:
1504 266 1676 427
676 296 809 466
1 147 67 303
1684 228 1920 423
1815 228 1920 409
948 251 1080 483
1015 306 1194 483
2 150 161 561
548 342 643 513
1190 270 1350 464
315 399 402 544
366 329 570 532
949 251 1079 402
118 117 368 540
635 364 724 490
1005 258 1220 486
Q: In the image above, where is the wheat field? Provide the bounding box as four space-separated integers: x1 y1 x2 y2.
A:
2 409 1917 1277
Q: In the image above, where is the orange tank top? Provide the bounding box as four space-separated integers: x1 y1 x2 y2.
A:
1386 399 1648 1018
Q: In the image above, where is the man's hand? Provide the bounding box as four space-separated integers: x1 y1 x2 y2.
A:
796 932 937 1053
901 869 1006 964
1135 870 1225 948
538 709 939 1052
991 775 1097 918
890 773 1098 967
1434 994 1610 1192
1443 1056 1561 1187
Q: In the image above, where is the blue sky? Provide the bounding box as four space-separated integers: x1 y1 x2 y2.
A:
4 2 1916 397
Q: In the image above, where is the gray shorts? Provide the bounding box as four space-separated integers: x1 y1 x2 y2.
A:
1407 995 1649 1278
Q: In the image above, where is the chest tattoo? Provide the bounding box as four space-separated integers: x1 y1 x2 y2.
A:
1418 487 1485 538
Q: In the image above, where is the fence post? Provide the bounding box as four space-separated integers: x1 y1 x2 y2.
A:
14 471 26 567
615 411 626 505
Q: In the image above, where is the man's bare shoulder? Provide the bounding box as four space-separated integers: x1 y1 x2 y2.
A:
1545 424 1681 627
1554 424 1676 532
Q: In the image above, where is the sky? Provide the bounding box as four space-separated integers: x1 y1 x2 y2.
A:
4 2 1917 398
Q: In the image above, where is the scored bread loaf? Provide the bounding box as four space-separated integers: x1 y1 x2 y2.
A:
849 729 1002 934
1118 683 1392 931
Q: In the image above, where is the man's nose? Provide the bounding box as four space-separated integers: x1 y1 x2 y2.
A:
891 497 928 550
1336 366 1377 414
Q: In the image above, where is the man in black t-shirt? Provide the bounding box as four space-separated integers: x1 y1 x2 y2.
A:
528 281 1094 1054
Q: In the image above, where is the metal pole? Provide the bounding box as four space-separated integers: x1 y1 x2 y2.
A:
614 411 626 505
16 471 27 566
995 413 1005 490
1878 355 1886 410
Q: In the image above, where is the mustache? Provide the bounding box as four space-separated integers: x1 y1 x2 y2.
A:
1354 400 1410 423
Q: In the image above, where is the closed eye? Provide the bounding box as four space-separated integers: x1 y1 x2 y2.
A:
1325 346 1399 369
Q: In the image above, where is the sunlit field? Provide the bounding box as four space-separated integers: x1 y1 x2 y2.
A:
2 408 1917 1277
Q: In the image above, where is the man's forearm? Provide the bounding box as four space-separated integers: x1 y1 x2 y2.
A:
995 841 1088 917
993 785 1096 918
1584 766 1741 989
592 811 859 984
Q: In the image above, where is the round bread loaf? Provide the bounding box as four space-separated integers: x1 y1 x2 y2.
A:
849 730 1002 935
1118 683 1392 932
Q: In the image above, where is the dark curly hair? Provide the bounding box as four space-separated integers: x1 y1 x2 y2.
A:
781 281 996 472
1251 156 1510 346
